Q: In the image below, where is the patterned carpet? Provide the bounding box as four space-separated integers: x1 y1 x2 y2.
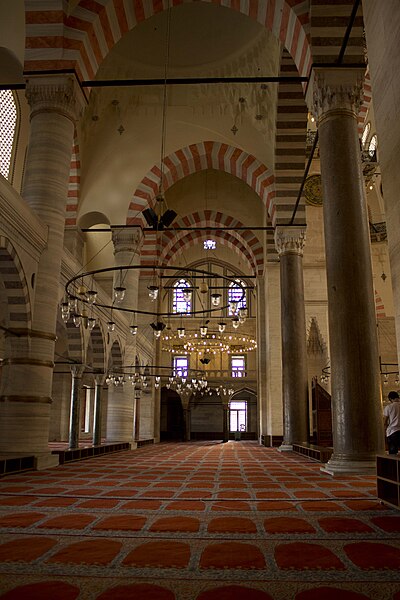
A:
0 441 399 599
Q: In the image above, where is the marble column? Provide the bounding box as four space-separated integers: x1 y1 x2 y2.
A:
181 393 191 442
256 274 268 443
68 365 85 449
275 227 309 449
106 230 142 443
134 384 141 441
93 374 105 446
222 401 229 443
308 67 384 474
0 75 84 467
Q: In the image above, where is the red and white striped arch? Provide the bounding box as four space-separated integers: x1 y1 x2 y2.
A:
358 69 372 137
159 210 263 275
127 141 275 225
161 229 256 276
65 132 80 227
375 289 386 320
25 0 311 81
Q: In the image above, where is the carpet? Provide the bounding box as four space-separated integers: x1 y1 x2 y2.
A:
0 441 400 599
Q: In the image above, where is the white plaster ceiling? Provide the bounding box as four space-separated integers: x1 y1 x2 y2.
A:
78 3 280 230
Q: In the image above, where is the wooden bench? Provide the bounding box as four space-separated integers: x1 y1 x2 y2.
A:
52 442 131 465
292 443 333 463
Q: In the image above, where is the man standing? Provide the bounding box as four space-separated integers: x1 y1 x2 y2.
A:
384 391 400 454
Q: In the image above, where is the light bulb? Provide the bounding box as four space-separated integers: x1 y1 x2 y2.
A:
68 297 77 312
177 327 185 338
229 301 238 314
232 318 240 329
62 312 69 324
113 286 126 303
73 314 81 327
107 321 115 332
88 317 96 330
200 326 208 337
211 293 221 307
154 329 161 338
218 322 226 333
130 325 138 335
86 290 97 304
148 285 159 301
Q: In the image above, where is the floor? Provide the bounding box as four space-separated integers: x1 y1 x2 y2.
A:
0 441 399 599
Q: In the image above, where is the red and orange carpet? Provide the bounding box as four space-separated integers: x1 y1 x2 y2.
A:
0 441 399 599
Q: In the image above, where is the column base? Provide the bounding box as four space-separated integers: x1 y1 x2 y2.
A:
34 452 60 470
321 455 377 476
278 443 293 452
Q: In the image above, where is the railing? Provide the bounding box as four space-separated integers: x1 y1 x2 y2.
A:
202 369 257 381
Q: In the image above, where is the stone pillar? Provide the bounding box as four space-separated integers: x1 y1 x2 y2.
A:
256 274 268 443
93 374 105 446
181 393 191 442
68 365 84 449
0 75 84 467
106 230 142 443
222 401 229 442
308 67 384 474
275 227 309 449
134 383 141 441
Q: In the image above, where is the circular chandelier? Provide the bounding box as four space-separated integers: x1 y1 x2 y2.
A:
162 331 257 355
63 264 246 335
103 364 235 398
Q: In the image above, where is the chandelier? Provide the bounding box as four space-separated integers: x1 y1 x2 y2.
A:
162 331 257 355
63 263 246 338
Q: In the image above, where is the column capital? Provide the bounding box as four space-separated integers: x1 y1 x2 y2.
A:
25 74 86 123
94 373 106 386
306 67 365 124
274 227 306 257
71 364 85 378
112 229 144 255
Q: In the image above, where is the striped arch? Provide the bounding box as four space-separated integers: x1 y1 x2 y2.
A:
358 69 372 136
89 324 106 372
375 289 386 319
108 339 123 371
128 141 275 225
25 1 311 81
274 50 307 226
0 236 31 329
162 230 256 273
159 211 263 275
65 321 85 363
65 132 80 228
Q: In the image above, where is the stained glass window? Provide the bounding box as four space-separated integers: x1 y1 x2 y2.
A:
173 278 191 314
228 279 246 314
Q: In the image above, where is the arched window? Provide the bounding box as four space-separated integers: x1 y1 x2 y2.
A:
228 279 246 314
361 122 370 148
0 90 17 180
368 134 378 159
173 278 192 314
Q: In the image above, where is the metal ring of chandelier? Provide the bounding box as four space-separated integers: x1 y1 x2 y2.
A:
65 264 245 318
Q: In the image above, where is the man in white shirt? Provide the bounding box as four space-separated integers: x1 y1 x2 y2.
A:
383 391 400 455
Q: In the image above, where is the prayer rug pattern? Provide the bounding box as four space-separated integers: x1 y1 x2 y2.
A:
0 442 400 600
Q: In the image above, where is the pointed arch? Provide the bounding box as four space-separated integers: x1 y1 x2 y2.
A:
128 141 275 226
65 320 85 364
0 236 31 330
24 1 311 81
157 210 263 275
65 131 81 228
89 323 106 372
160 229 255 276
307 317 327 356
375 289 386 319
